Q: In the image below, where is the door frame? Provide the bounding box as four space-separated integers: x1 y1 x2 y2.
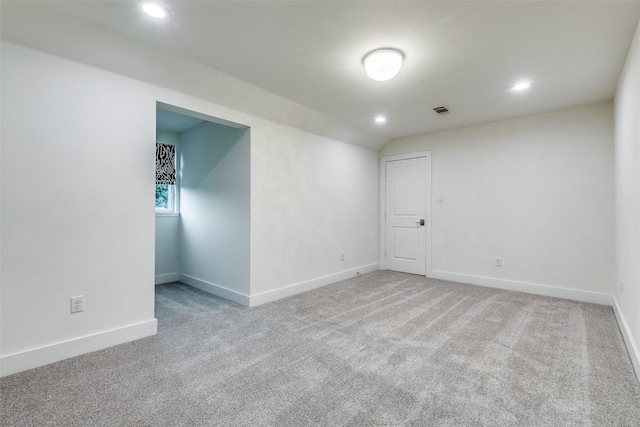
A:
379 151 432 275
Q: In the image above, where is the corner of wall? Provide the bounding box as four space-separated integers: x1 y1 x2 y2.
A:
612 296 640 383
613 17 640 385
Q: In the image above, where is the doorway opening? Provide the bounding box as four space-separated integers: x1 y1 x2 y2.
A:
154 103 251 319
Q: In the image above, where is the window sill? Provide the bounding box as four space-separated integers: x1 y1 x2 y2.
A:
155 212 179 217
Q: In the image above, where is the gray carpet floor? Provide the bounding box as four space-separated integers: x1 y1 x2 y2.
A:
1 270 639 426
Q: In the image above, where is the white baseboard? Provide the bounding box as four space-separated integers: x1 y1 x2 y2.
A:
180 266 379 307
612 297 640 383
155 272 179 285
0 319 157 378
429 270 613 306
249 264 379 307
179 273 250 306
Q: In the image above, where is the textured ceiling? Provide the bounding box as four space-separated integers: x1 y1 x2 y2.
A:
3 1 640 150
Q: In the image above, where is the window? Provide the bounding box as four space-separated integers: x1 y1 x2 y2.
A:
155 184 176 212
156 142 177 214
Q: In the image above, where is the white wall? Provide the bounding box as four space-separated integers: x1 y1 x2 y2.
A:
154 129 180 284
1 41 158 375
178 122 251 302
1 40 380 374
381 102 615 303
249 122 380 304
614 19 640 378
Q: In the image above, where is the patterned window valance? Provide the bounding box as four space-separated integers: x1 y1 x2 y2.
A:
156 142 176 185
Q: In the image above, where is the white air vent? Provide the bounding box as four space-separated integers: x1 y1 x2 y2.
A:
433 106 450 115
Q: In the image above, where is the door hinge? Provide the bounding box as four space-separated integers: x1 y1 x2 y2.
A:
384 250 386 257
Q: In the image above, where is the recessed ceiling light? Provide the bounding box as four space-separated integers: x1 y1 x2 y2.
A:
375 116 387 124
512 82 531 91
142 2 168 19
363 48 405 82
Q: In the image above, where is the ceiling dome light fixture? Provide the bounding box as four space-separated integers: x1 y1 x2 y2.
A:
512 81 532 91
375 116 387 124
142 2 169 19
363 48 405 82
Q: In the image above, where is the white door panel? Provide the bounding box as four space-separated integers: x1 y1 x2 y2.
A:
385 157 427 275
393 164 420 215
392 227 419 260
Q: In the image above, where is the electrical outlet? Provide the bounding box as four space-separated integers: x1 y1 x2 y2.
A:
341 252 345 262
495 257 502 267
71 295 84 313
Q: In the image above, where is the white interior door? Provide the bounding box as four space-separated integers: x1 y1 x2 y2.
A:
385 157 427 275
